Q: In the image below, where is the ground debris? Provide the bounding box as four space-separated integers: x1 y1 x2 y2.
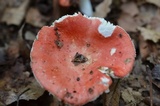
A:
0 59 44 105
1 0 30 25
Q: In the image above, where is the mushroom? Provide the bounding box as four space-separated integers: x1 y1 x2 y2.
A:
30 13 135 105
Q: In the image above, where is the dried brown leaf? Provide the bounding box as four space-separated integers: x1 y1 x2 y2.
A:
138 4 158 24
26 8 48 27
0 61 44 105
121 2 139 16
93 0 112 17
118 13 139 32
104 79 120 106
121 87 143 105
138 27 160 43
6 41 20 59
1 0 30 25
139 35 151 60
146 0 160 8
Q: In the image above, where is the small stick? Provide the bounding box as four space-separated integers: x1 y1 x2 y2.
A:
146 66 153 106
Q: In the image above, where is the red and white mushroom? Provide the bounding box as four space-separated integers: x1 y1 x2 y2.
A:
30 13 135 105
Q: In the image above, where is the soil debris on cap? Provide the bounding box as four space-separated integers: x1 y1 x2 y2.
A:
72 52 88 66
54 39 63 48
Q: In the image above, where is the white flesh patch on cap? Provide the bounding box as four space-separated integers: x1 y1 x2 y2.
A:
98 66 109 74
100 77 110 86
110 48 116 56
98 19 116 38
99 66 119 78
109 71 119 79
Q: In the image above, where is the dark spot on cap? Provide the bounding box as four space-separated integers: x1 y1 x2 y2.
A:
54 27 58 31
119 33 123 38
82 68 85 70
86 43 90 47
65 92 72 98
43 60 46 63
90 70 93 75
76 77 80 81
88 88 94 94
89 78 92 81
55 31 60 37
54 40 63 48
124 58 131 64
73 91 77 93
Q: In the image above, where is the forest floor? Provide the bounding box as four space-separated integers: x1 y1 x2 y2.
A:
0 0 160 106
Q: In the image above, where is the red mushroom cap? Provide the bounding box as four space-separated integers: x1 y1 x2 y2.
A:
30 13 135 105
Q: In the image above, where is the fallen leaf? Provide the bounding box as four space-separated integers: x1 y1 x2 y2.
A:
138 27 160 43
6 41 20 59
138 4 158 25
118 13 139 32
152 79 160 89
0 60 45 105
146 0 160 8
0 0 7 19
93 0 112 17
26 8 48 27
120 2 139 16
1 0 30 25
144 97 160 106
149 10 160 32
104 79 120 106
152 65 160 80
139 35 151 60
121 87 143 104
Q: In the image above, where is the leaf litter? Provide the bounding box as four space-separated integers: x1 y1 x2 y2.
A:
0 0 160 105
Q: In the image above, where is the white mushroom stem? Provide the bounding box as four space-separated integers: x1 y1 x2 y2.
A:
79 0 93 16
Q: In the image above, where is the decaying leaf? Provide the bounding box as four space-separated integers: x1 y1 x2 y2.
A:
0 0 7 19
0 60 45 105
121 87 143 104
139 35 151 60
120 2 139 16
118 13 139 32
104 80 120 106
138 4 158 25
146 0 160 8
6 41 20 59
152 65 160 80
93 0 112 17
138 27 160 43
1 0 30 25
26 8 48 27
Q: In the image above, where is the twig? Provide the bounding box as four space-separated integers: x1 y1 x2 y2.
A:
146 66 153 106
16 88 30 106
